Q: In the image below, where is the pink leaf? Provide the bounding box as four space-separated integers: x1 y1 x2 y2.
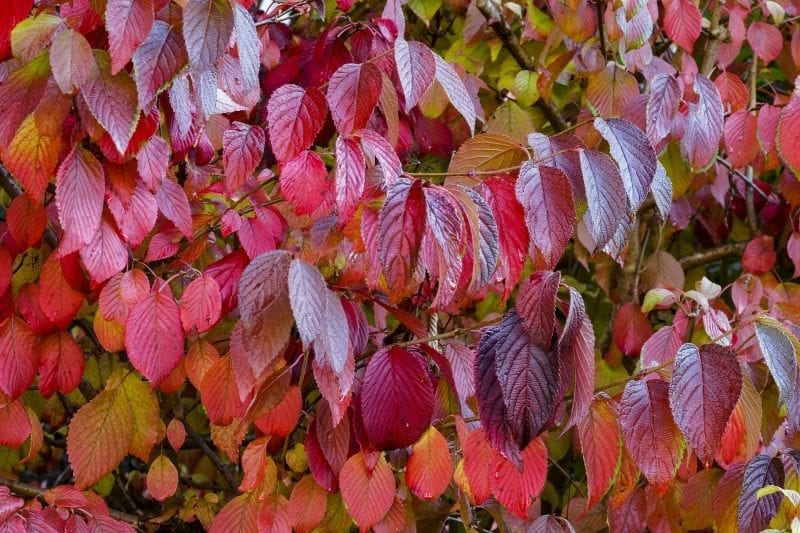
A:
182 0 234 73
326 62 381 135
125 289 185 385
663 0 701 52
747 21 783 63
222 122 266 194
133 21 188 110
0 316 38 400
335 135 366 219
288 258 328 346
646 74 682 148
155 178 193 239
267 84 327 163
394 38 435 112
279 151 331 216
724 110 759 168
105 0 154 74
80 217 128 284
578 148 627 250
594 117 657 210
49 29 94 94
56 146 106 249
681 75 724 170
180 275 222 333
359 129 403 186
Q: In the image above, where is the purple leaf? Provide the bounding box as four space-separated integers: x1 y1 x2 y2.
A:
578 148 627 250
680 75 724 170
594 117 656 211
738 454 784 533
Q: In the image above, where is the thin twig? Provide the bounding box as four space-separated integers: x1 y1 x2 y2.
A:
182 421 238 490
678 242 747 270
391 315 503 348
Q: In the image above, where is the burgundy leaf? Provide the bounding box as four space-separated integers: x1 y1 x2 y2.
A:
515 163 575 269
645 74 682 149
516 270 560 347
326 62 381 135
618 379 684 491
279 150 332 216
394 38 435 112
377 178 426 300
578 148 627 250
738 454 784 533
668 343 742 466
594 117 656 211
681 75 724 170
360 347 434 450
359 129 403 186
267 84 327 163
222 122 266 194
559 287 596 429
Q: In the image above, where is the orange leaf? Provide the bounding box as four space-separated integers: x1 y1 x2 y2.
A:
288 475 328 533
166 418 186 452
339 452 395 529
490 437 548 519
147 455 179 502
405 427 452 500
254 385 302 438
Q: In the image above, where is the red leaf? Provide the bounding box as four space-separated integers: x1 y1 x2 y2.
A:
166 418 185 451
423 186 465 308
406 427 452 500
288 476 327 533
360 347 434 450
578 149 627 250
267 84 327 163
738 454 784 533
339 452 395 529
0 315 38 399
81 51 140 155
359 129 403 186
16 283 57 336
742 235 776 274
56 146 106 249
155 178 193 239
199 355 246 425
516 163 575 269
306 418 338 492
133 21 188 110
394 38 435 112
209 493 259 533
99 269 150 323
37 331 84 398
612 302 651 356
559 287 596 428
180 275 222 333
326 62 381 134
663 0 701 52
7 193 46 249
146 455 178 502
313 400 351 473
377 178 426 300
237 250 293 374
0 399 31 448
335 135 366 219
137 135 169 191
778 93 800 176
105 0 154 74
183 0 234 73
489 437 547 519
594 117 657 210
681 75 724 170
578 396 620 511
461 426 497 503
0 248 10 298
747 21 783 63
125 289 185 385
724 110 759 168
223 122 266 193
279 151 332 216
516 271 560 347
38 255 84 328
668 343 742 466
618 379 684 491
254 386 302 438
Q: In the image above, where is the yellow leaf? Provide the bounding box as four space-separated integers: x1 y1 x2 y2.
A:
3 113 61 202
114 371 161 461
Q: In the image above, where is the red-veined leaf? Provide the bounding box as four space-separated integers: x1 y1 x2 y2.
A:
200 354 246 425
180 275 222 333
433 53 476 134
360 347 434 450
618 379 684 492
594 117 656 211
326 62 381 135
339 452 395 529
7 193 46 249
183 0 234 73
105 0 154 74
559 287 596 429
254 386 302 438
125 289 185 385
155 178 193 239
516 163 575 269
394 38 435 112
267 84 327 163
724 110 759 168
359 129 403 186
335 135 366 219
147 455 178 502
668 343 742 467
406 427 452 500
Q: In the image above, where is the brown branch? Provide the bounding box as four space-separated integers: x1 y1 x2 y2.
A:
0 165 59 249
678 242 747 270
700 3 724 76
0 477 143 528
182 421 238 490
475 0 567 132
391 315 503 348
